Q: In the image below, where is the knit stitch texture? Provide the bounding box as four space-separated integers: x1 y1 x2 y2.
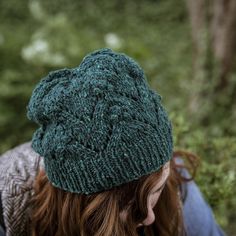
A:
26 48 173 194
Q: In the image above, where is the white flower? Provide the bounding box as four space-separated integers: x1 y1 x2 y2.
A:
21 38 67 66
104 33 122 49
22 39 48 60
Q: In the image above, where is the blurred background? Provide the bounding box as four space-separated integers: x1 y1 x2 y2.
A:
0 0 235 234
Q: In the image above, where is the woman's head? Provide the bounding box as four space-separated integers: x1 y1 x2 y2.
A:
26 48 184 235
30 155 191 236
26 48 173 195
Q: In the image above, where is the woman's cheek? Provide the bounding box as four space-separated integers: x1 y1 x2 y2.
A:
150 192 161 208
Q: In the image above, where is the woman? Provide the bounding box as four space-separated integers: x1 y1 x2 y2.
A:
0 48 226 236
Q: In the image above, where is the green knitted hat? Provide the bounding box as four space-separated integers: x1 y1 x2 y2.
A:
26 48 173 195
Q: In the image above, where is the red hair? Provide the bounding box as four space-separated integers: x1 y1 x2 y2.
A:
28 150 200 236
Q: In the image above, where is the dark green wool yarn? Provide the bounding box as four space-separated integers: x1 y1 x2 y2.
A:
26 48 173 195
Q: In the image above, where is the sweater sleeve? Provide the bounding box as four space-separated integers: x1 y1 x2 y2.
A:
180 167 227 236
0 142 43 236
2 191 33 236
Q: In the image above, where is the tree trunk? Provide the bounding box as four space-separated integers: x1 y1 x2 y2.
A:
211 0 236 91
186 0 236 129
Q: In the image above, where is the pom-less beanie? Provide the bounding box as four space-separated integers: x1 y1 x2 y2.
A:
26 48 173 195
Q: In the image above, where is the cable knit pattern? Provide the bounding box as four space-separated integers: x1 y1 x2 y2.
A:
26 48 173 194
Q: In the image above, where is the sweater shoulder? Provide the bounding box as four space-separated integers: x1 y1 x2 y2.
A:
0 141 44 196
0 142 44 235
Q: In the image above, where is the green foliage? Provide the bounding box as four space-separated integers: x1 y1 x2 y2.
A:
171 112 236 233
0 0 235 234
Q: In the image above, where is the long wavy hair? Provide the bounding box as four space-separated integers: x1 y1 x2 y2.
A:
28 150 200 236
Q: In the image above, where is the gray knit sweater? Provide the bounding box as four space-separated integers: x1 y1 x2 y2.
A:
0 142 44 236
